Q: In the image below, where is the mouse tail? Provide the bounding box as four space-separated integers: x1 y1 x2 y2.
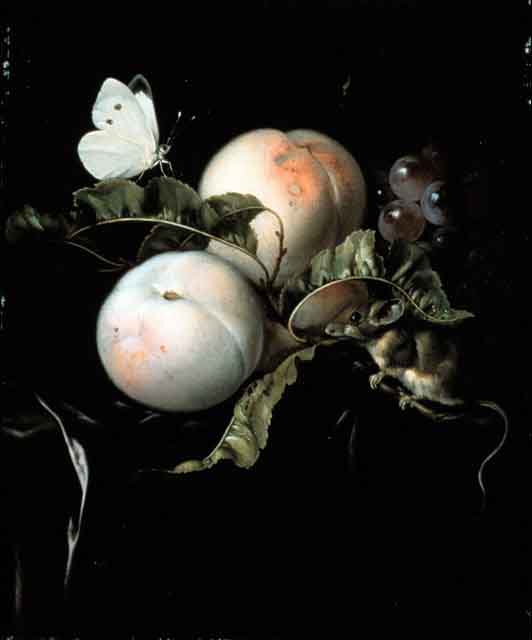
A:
476 401 509 511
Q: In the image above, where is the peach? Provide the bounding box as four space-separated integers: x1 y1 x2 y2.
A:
198 128 366 287
96 251 265 412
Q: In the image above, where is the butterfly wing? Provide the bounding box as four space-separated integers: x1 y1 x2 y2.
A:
91 77 156 147
77 130 154 180
128 74 160 145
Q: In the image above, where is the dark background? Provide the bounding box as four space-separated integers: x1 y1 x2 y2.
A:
1 8 531 638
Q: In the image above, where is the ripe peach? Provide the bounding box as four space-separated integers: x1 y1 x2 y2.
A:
96 251 265 412
198 128 366 287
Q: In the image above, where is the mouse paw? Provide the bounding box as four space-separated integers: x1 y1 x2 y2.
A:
398 392 416 411
369 372 385 390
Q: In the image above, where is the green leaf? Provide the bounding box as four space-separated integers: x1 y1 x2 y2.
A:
280 229 385 317
143 177 205 222
204 192 265 255
6 183 270 285
172 345 316 473
205 192 263 217
73 178 146 221
279 229 473 329
5 205 78 244
70 177 216 261
137 189 265 261
288 278 371 341
135 179 212 259
385 240 474 324
303 229 386 289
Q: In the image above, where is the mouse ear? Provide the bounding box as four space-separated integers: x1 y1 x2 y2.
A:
370 297 405 326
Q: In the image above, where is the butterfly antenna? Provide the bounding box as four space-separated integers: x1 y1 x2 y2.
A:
165 110 183 149
166 110 198 149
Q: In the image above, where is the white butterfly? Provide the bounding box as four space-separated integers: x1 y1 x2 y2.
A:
78 75 171 180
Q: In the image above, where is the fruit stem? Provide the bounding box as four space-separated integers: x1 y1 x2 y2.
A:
180 204 287 318
163 290 182 301
207 204 287 291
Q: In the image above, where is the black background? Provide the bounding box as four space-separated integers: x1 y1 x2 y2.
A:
1 7 531 638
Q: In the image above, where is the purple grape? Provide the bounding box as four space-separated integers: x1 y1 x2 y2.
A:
421 180 451 225
378 200 426 243
388 155 436 202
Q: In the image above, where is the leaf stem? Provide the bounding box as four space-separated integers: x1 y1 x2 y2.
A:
346 275 471 325
62 240 129 270
217 205 286 287
67 217 273 287
287 275 472 343
213 205 287 315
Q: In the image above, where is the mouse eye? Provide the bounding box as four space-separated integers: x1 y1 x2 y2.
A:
350 310 363 324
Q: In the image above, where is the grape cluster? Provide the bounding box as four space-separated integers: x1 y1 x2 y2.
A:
377 145 453 244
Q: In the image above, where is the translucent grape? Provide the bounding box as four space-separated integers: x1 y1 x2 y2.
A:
421 180 451 225
388 155 436 202
378 200 426 243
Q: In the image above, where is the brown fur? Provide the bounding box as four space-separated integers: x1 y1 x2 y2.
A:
365 325 463 405
325 295 464 405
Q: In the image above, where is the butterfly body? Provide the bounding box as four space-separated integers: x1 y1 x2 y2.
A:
78 75 171 180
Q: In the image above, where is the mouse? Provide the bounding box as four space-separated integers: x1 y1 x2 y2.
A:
324 290 466 407
316 281 508 509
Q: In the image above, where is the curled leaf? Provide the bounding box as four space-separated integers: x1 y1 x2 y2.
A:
280 230 385 318
204 192 263 255
280 229 473 328
386 240 474 323
5 205 79 244
173 345 316 473
300 229 385 291
288 278 370 342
